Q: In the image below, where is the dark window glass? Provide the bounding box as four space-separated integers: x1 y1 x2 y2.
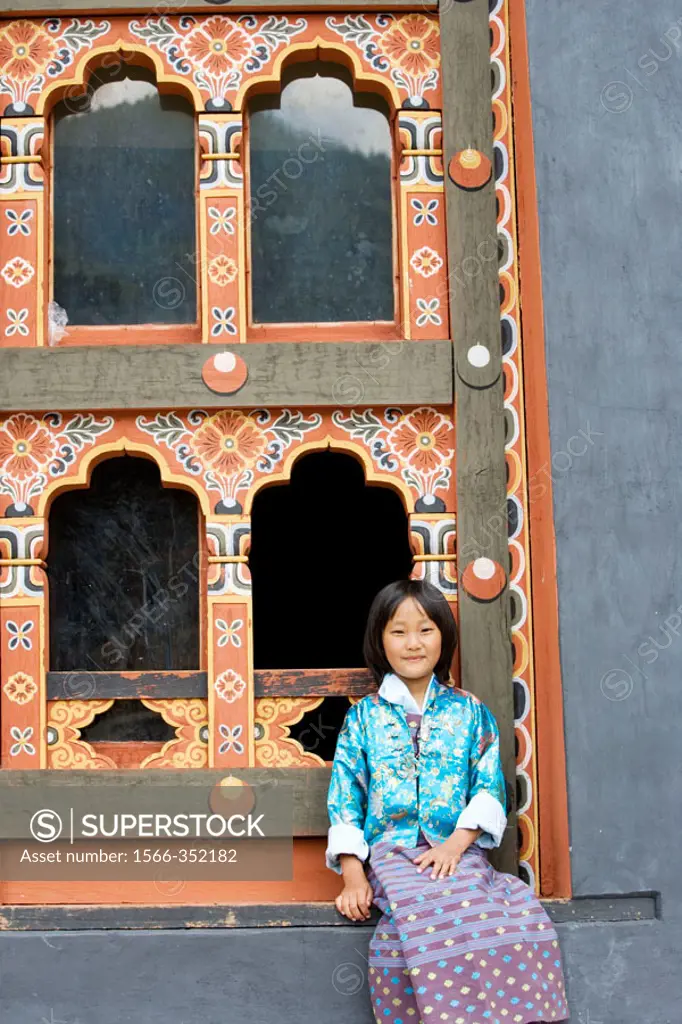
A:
48 457 200 672
53 64 196 326
250 450 412 669
249 63 394 324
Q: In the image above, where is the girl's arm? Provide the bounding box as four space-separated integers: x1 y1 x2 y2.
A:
454 697 508 848
325 705 370 874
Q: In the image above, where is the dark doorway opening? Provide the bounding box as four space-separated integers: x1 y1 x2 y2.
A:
250 448 413 668
48 455 200 673
250 449 413 760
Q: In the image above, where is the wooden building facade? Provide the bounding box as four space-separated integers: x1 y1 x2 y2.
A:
0 0 611 1006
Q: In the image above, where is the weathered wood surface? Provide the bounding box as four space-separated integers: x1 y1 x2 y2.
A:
441 0 516 875
0 894 659 930
46 668 375 699
46 670 208 700
0 0 435 12
0 341 453 412
0 768 333 835
256 668 373 697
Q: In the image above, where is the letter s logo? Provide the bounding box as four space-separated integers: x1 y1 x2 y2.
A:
30 809 63 843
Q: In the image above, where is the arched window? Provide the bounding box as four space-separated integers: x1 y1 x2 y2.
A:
248 62 395 325
250 449 412 669
52 63 197 327
250 449 412 761
48 456 200 673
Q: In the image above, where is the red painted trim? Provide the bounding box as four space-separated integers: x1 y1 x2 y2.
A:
247 321 401 343
509 0 572 899
56 324 202 346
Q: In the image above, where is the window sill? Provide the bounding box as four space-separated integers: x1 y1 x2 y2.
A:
55 324 202 347
247 322 402 344
0 893 661 930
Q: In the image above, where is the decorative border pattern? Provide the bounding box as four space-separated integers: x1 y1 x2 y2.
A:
492 0 538 888
0 14 441 115
0 1 554 894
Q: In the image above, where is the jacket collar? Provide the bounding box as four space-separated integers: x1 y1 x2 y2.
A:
378 671 438 716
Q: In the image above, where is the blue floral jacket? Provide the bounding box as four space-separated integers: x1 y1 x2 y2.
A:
326 673 507 873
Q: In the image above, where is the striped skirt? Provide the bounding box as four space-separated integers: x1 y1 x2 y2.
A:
365 833 569 1024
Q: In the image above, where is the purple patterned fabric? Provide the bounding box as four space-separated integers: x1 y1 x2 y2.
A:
364 714 569 1024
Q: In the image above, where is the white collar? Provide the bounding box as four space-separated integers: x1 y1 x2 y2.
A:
378 671 437 716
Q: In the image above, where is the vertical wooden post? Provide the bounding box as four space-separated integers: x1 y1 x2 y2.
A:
397 112 449 341
0 520 47 768
0 118 46 347
440 0 517 872
198 115 246 343
205 517 254 768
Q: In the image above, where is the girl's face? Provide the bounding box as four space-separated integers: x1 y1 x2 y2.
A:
382 597 442 683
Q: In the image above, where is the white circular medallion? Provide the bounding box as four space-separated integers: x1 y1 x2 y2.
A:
467 344 491 368
214 351 236 373
473 556 496 580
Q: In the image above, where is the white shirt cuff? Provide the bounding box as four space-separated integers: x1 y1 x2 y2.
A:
325 823 369 874
455 791 507 849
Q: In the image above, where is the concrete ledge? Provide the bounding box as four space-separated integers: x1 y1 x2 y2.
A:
0 893 660 930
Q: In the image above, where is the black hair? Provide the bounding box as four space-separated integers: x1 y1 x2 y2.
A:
362 579 458 686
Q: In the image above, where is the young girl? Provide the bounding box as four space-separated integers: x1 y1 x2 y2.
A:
326 579 569 1024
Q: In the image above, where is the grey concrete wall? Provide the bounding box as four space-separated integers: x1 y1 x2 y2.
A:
523 0 682 1020
0 921 669 1024
1 3 681 1024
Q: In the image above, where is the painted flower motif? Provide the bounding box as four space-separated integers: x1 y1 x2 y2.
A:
218 723 244 755
411 197 439 227
0 412 58 480
9 725 35 756
6 208 33 237
0 20 58 82
184 17 253 75
208 255 238 287
410 246 444 279
1 256 35 289
209 206 236 236
4 671 37 705
415 297 442 327
5 308 29 338
214 669 247 704
385 408 453 474
211 306 237 336
6 619 34 651
216 617 243 648
381 15 440 76
190 410 268 475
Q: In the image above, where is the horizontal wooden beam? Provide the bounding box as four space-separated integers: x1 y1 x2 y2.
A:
0 0 435 12
0 768 333 835
46 670 207 700
0 894 660 930
0 341 453 412
256 668 373 697
46 668 375 700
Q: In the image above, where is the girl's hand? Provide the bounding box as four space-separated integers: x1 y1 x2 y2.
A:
413 841 464 880
335 877 374 921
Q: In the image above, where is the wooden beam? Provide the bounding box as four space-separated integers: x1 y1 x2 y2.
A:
0 340 453 412
0 0 435 12
255 668 373 697
440 0 517 873
0 894 659 930
46 668 375 699
0 768 333 836
46 671 208 700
